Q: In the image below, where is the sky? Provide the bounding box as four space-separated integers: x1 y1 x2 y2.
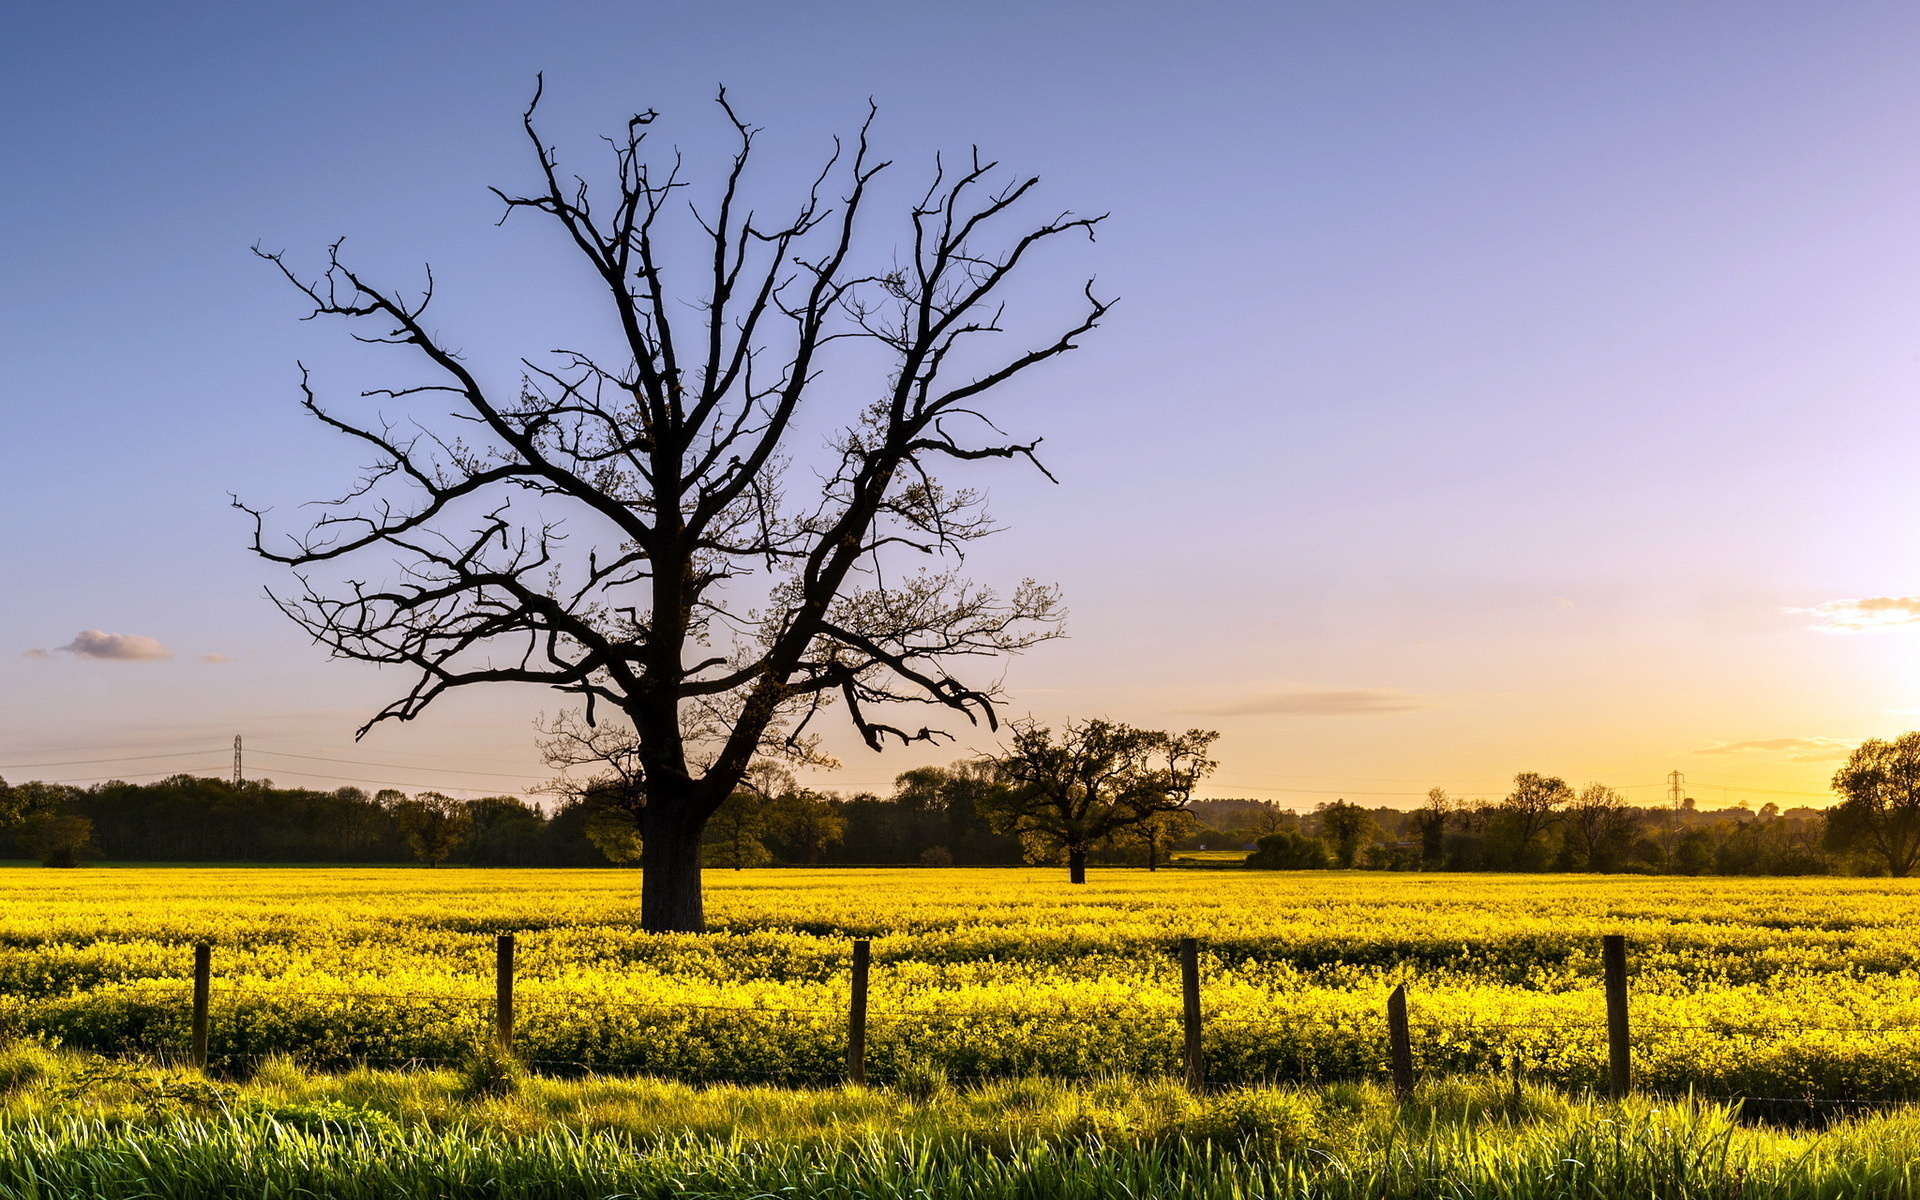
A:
5 1 1920 810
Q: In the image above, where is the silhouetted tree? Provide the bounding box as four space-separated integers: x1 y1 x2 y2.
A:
1827 733 1920 877
1315 799 1378 868
391 792 471 866
1120 808 1197 871
1565 783 1637 872
1409 787 1453 867
1499 772 1572 869
1245 829 1330 869
240 82 1108 931
987 719 1216 883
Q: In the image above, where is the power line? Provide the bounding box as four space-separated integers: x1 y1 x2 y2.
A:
0 748 224 769
227 765 535 794
248 748 541 781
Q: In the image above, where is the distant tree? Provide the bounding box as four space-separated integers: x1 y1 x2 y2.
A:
240 86 1106 932
462 796 547 865
768 789 847 865
919 845 954 866
1565 783 1638 872
1409 787 1453 866
1674 826 1714 875
1249 804 1294 837
987 719 1217 883
704 791 772 870
1499 772 1572 869
1315 800 1379 869
1120 808 1197 871
391 792 472 866
1826 733 1920 877
1246 829 1330 870
888 760 1019 864
1 780 73 831
16 813 96 868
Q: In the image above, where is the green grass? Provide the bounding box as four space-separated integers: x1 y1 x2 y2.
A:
3 1040 1920 1198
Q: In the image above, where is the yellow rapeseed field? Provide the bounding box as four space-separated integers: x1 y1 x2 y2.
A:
2 865 1917 1102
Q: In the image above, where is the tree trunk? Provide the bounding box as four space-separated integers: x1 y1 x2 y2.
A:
1068 846 1087 884
640 813 707 932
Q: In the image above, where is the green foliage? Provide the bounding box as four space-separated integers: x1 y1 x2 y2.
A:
1829 732 1920 876
704 791 773 869
582 808 643 865
455 1038 525 1101
389 793 473 867
15 814 95 868
1314 800 1378 868
0 1040 55 1094
891 1057 951 1102
1246 829 1330 869
1187 1086 1316 1149
766 790 847 865
1 1051 1920 1199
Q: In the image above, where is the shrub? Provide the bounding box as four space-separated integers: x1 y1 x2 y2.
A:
1246 830 1329 869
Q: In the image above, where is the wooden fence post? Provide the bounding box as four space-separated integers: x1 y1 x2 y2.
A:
848 939 871 1087
190 943 211 1070
495 933 515 1053
1387 983 1414 1099
1602 934 1630 1097
1180 937 1204 1090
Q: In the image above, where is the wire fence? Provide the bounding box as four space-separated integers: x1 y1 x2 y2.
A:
9 937 1920 1120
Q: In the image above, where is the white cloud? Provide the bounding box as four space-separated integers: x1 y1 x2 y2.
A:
1693 737 1852 763
1191 687 1436 717
199 653 230 665
59 630 173 661
1793 596 1920 632
20 649 49 660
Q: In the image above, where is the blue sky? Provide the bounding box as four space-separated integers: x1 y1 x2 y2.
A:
6 2 1920 806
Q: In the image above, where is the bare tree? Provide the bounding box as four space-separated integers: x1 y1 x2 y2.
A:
1409 786 1453 866
1565 782 1637 872
987 719 1216 883
239 82 1108 930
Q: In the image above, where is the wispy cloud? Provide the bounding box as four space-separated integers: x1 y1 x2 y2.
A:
20 649 50 660
1190 687 1436 717
1693 737 1852 763
1792 596 1920 632
57 630 173 661
199 653 230 665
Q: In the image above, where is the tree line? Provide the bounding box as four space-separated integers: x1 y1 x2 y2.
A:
0 717 1215 871
8 730 1918 878
1245 733 1920 878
